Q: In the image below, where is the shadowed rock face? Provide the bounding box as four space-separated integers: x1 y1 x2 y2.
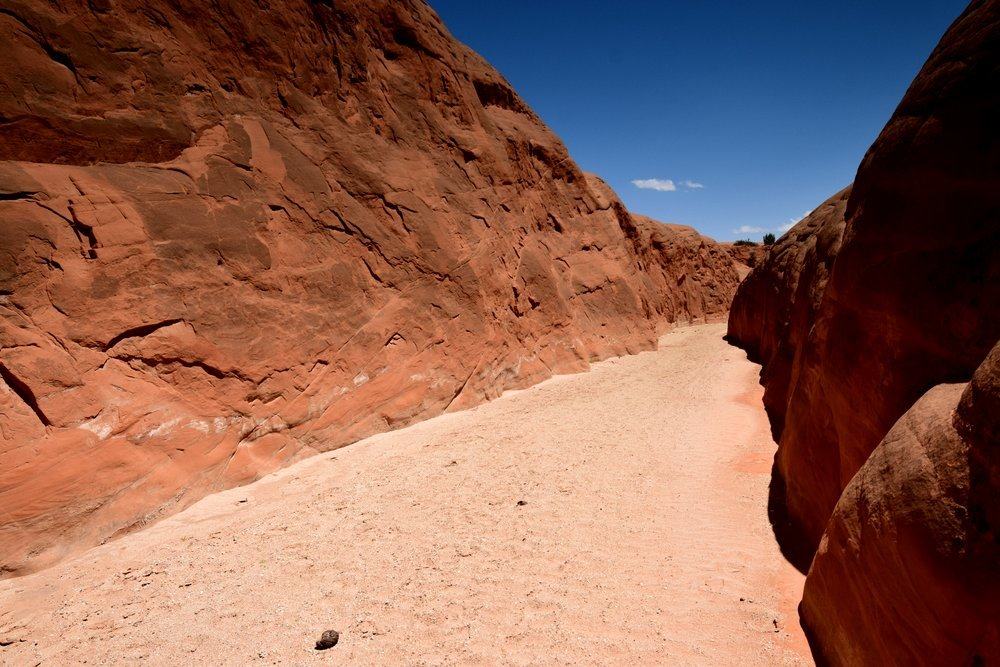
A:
0 0 741 575
802 345 1000 665
729 0 999 661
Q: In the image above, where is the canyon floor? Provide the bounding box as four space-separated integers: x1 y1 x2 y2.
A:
0 323 810 665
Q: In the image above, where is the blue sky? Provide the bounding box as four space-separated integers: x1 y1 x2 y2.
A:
427 1 968 241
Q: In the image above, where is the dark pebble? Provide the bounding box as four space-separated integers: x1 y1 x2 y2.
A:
315 630 339 650
516 500 527 506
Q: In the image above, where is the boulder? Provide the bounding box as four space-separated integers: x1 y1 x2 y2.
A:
802 344 1000 664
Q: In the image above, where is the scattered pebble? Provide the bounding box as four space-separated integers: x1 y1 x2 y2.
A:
516 500 527 506
315 630 339 650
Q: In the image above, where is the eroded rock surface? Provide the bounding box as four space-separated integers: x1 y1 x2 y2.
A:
727 190 849 442
729 0 999 660
632 215 741 318
0 0 740 575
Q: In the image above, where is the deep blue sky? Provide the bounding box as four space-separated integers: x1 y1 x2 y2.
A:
428 1 967 241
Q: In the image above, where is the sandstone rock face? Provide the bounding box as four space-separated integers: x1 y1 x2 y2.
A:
726 187 851 566
729 0 1000 660
722 243 766 280
727 190 849 440
729 0 1000 560
0 0 740 575
632 215 741 319
803 345 1000 664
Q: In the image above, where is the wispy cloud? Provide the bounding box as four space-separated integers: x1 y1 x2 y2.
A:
779 210 813 231
733 209 814 238
632 178 705 192
632 178 677 192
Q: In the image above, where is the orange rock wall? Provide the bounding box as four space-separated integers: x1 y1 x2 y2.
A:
0 0 740 575
728 0 1000 661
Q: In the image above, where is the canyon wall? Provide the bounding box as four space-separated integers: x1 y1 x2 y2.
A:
0 0 741 575
721 243 766 280
802 345 999 664
728 0 999 662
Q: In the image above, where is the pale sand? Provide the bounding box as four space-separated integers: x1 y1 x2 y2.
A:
0 323 811 665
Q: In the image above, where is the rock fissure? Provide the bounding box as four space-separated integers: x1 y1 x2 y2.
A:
102 319 185 351
0 361 51 427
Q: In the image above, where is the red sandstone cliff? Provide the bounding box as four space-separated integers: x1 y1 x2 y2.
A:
0 0 740 575
728 0 1000 662
632 214 741 320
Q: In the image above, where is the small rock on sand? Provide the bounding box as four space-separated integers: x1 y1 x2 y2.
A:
315 630 339 650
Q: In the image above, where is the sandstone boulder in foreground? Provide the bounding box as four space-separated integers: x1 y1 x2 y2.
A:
803 344 999 664
0 0 739 575
728 0 1000 660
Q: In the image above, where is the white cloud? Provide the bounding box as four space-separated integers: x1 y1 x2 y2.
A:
632 178 676 192
734 209 815 237
781 210 812 231
632 178 706 192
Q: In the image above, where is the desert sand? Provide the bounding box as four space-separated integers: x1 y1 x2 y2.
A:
0 323 809 665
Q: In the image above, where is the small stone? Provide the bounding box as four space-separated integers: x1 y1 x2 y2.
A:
516 500 527 506
315 630 339 650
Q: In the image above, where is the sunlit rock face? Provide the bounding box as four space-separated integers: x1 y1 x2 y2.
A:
729 0 1000 661
0 0 741 575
